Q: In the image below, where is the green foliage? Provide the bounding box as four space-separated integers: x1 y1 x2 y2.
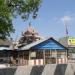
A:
0 0 14 39
0 0 41 39
8 0 41 19
0 18 15 39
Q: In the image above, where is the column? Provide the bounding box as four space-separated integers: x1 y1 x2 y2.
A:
50 50 51 63
22 52 24 65
66 50 68 63
17 52 19 66
43 50 45 65
55 49 58 64
7 51 10 67
50 49 51 58
29 51 31 65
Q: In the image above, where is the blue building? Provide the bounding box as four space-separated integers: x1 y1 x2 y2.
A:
0 37 68 66
17 37 68 65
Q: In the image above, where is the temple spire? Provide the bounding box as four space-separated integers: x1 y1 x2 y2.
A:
29 22 31 27
19 23 42 44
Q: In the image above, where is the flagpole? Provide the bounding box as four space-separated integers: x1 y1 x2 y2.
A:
64 20 68 37
64 18 69 61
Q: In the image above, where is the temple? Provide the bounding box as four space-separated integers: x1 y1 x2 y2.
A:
0 23 68 67
19 23 42 45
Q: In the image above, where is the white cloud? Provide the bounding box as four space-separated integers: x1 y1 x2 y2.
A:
60 16 72 24
54 15 73 25
53 13 75 26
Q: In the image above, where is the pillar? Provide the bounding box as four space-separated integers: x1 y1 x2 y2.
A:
50 49 51 57
66 50 68 63
55 49 58 64
17 52 19 66
43 50 45 65
29 51 31 65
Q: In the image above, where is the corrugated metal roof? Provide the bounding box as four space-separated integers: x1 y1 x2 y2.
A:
19 37 67 50
0 39 13 50
19 38 46 50
19 40 45 50
0 47 11 50
0 39 12 46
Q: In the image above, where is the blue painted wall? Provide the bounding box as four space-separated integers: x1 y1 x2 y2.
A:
32 38 66 50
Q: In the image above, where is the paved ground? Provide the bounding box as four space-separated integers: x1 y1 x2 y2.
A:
0 64 75 75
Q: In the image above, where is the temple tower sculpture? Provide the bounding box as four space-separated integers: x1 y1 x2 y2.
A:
19 23 42 45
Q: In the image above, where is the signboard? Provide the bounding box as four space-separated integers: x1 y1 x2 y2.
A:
68 37 75 46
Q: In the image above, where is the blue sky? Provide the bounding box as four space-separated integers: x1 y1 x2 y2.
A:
12 0 75 40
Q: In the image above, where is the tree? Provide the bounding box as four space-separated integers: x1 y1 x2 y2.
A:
0 0 42 39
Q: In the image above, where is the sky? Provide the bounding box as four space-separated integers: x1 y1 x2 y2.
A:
12 0 75 40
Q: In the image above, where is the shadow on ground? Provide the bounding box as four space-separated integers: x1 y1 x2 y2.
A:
0 67 17 75
30 66 45 75
54 64 67 75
